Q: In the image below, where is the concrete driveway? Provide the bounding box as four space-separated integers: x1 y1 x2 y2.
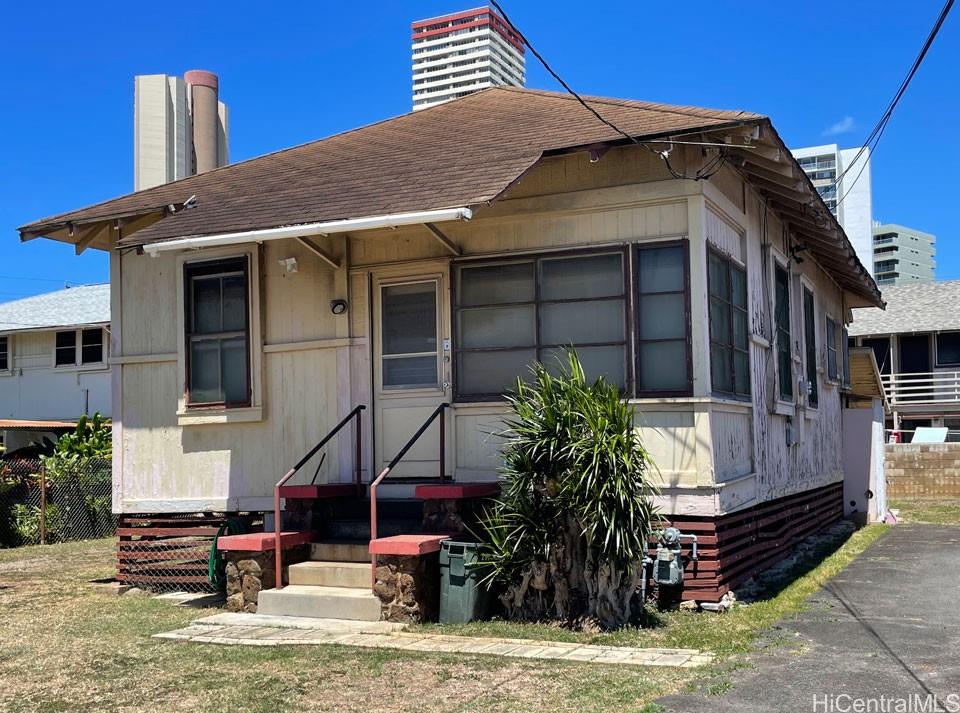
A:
659 525 960 712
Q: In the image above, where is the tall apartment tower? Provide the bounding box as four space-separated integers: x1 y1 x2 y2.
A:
791 144 873 276
412 7 525 111
134 70 229 191
872 222 936 286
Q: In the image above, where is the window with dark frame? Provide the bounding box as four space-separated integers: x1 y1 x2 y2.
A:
843 328 851 386
826 317 839 381
81 328 104 364
936 332 960 367
707 248 750 398
454 250 628 399
55 330 77 367
0 336 7 371
774 264 793 401
636 243 691 395
803 287 818 408
184 257 251 407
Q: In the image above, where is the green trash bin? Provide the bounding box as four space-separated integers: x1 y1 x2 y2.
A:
439 540 490 624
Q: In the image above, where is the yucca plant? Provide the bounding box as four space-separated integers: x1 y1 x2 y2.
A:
478 351 659 629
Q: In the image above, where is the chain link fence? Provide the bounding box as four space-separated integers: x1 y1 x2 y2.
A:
0 457 115 547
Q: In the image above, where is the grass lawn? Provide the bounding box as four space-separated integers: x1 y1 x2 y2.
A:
889 498 960 525
0 524 886 713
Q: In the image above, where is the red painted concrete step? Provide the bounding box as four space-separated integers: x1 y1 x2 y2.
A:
368 534 450 556
278 483 357 499
217 531 315 552
414 483 500 500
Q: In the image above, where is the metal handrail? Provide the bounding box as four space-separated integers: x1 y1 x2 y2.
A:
369 402 450 588
273 404 366 588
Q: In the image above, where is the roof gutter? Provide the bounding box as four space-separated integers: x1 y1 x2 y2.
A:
142 207 473 256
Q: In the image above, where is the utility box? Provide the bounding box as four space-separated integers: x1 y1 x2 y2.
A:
439 541 490 624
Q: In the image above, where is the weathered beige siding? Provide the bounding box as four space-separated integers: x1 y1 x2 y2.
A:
112 144 851 517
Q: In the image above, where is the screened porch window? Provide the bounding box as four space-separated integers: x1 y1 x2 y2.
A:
636 243 691 395
707 248 749 398
0 336 8 371
454 251 627 399
184 257 250 407
774 264 793 401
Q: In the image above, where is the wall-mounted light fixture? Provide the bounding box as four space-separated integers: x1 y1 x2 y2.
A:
330 299 348 315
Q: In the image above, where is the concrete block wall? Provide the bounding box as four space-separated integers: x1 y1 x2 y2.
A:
885 444 960 498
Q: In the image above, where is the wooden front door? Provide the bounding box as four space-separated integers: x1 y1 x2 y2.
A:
372 270 450 480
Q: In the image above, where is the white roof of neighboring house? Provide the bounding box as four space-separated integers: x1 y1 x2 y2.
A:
849 281 960 337
0 284 110 335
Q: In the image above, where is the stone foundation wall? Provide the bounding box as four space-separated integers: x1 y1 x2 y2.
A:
224 545 309 613
374 553 440 623
886 444 960 498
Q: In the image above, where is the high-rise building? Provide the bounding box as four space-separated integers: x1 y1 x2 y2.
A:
872 222 936 286
411 7 525 111
134 70 229 191
791 144 873 276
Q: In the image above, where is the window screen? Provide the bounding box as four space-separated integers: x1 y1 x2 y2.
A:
707 249 750 397
803 288 818 407
55 330 77 367
185 257 250 406
636 244 690 394
0 336 7 371
381 282 439 388
774 265 792 400
455 251 627 398
937 332 960 367
81 328 103 364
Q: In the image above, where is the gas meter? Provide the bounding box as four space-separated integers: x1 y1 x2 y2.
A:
652 527 698 587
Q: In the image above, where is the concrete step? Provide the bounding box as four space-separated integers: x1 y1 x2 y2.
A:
257 584 381 621
310 540 369 563
288 561 369 588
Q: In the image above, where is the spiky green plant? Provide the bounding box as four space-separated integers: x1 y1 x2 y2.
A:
479 351 659 629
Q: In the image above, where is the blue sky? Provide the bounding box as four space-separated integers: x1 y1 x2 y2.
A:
1 1 957 300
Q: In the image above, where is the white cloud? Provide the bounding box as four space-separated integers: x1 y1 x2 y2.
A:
823 116 856 136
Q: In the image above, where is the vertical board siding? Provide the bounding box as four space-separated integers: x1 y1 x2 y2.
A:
711 407 753 481
705 208 744 262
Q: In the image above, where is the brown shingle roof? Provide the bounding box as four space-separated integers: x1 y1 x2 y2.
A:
18 87 762 246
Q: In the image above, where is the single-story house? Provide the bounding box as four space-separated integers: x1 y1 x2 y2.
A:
0 285 111 453
18 87 883 610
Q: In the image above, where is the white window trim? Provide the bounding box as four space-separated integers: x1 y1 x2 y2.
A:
52 326 109 372
799 275 819 412
175 246 264 426
769 250 795 414
376 276 444 394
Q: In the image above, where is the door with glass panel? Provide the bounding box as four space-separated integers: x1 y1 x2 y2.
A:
373 275 448 479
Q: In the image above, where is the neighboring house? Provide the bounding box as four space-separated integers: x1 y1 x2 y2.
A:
849 280 960 439
0 285 111 452
18 87 882 604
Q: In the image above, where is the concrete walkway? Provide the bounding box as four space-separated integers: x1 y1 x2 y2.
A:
155 612 713 668
659 525 960 712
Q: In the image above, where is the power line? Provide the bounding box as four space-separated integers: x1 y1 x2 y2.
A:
487 0 728 181
0 275 72 284
835 0 955 207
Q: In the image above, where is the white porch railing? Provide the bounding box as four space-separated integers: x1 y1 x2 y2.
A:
881 371 960 408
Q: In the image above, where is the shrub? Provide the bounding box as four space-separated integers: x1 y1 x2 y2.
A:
479 351 659 629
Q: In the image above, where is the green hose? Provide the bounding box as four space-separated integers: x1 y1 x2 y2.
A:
208 518 245 590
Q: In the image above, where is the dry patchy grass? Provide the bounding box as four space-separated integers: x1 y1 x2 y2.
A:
0 540 685 713
889 498 960 525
